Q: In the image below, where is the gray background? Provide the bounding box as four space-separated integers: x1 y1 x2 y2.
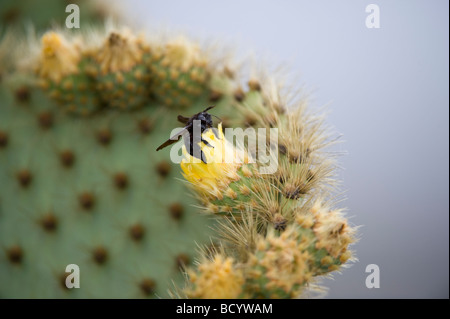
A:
109 0 449 298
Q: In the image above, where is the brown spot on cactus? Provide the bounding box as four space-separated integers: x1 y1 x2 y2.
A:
175 253 190 270
137 118 153 135
129 223 145 242
15 86 30 103
284 183 307 200
337 223 346 235
156 161 171 178
273 213 287 231
0 131 8 148
278 143 287 155
97 129 112 146
92 7 108 22
288 152 301 164
277 172 287 185
16 169 32 188
248 79 261 91
113 172 129 190
92 246 108 265
264 112 278 127
233 88 245 102
224 66 234 79
2 7 20 24
139 278 156 296
59 150 75 168
273 102 285 114
38 111 53 130
169 202 184 220
40 213 58 232
209 90 222 103
108 32 122 46
244 114 257 127
78 192 95 211
290 149 310 164
6 245 23 264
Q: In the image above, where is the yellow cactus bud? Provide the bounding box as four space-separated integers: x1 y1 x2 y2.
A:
95 31 143 74
164 36 203 72
185 255 244 299
246 226 311 298
38 32 80 82
313 205 355 259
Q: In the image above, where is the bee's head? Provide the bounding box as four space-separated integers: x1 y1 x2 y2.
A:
197 112 213 130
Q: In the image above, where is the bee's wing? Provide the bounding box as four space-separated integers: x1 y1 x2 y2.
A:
156 127 188 151
177 115 190 124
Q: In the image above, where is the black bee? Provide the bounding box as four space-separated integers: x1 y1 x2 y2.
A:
156 106 216 163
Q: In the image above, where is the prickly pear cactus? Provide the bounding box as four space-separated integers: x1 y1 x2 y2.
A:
0 8 356 300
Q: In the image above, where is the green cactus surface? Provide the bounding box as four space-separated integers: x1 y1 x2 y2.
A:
0 72 223 298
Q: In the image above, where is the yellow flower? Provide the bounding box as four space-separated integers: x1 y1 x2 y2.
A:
180 123 245 198
186 255 244 299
